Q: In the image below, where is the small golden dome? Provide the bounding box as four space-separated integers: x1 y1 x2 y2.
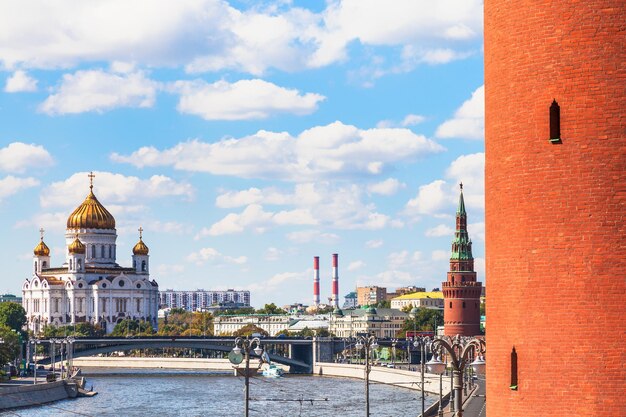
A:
66 188 116 230
133 239 149 255
34 239 50 257
68 237 86 254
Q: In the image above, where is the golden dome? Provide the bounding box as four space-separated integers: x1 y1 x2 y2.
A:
33 239 50 257
68 237 86 254
67 188 116 230
133 239 149 255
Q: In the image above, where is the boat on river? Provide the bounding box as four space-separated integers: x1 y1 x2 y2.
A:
261 363 284 378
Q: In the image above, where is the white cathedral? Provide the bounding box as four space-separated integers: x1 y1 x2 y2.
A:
22 174 159 334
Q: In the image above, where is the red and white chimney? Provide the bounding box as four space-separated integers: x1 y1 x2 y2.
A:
331 253 339 308
313 256 320 306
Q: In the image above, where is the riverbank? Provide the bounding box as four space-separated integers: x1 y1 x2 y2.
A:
0 379 78 410
313 362 450 394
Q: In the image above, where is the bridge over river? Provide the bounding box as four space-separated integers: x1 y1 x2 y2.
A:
32 337 416 374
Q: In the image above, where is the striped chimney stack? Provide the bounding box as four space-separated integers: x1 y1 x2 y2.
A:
313 256 320 306
331 253 339 308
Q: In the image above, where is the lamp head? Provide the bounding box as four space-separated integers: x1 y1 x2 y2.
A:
426 355 446 375
470 355 486 375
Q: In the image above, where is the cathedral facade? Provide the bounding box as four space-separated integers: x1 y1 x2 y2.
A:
22 175 159 334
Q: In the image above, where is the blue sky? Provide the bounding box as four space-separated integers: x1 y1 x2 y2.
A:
0 0 485 307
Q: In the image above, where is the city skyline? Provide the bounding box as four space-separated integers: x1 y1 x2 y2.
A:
0 0 485 307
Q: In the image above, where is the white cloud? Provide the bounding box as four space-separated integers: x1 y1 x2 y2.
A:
171 79 324 120
365 239 383 249
264 247 283 261
39 69 158 115
367 178 404 196
436 85 484 140
431 250 448 261
468 222 485 242
186 247 247 266
14 211 67 232
4 70 38 92
0 175 39 201
196 204 316 237
117 220 192 236
404 152 484 218
245 270 309 294
213 182 399 233
347 260 365 271
42 171 194 208
376 113 425 128
0 1 481 76
0 142 54 173
404 180 449 216
154 264 185 276
402 114 426 126
286 230 340 244
310 0 482 68
111 121 444 181
425 224 454 237
356 270 414 288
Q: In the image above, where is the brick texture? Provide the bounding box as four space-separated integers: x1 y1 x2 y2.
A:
484 1 626 415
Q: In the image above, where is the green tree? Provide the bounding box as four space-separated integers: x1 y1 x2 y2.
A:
0 324 20 365
233 324 269 337
399 307 443 336
0 303 26 333
110 319 154 337
158 311 213 336
376 300 391 309
255 303 287 315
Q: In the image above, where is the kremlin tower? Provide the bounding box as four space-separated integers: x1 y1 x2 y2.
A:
485 0 625 415
442 184 481 336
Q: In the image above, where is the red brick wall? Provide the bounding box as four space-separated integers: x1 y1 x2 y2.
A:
485 1 626 415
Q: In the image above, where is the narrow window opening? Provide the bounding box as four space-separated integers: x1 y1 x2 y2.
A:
462 301 466 308
550 99 561 143
449 302 452 309
510 347 518 390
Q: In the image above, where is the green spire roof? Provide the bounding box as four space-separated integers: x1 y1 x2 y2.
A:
457 182 466 215
451 182 473 261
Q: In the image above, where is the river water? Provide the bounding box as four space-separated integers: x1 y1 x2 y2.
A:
18 369 437 417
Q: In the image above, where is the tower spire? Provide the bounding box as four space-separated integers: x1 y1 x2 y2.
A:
457 182 466 215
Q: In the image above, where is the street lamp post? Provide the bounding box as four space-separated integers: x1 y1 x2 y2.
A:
30 339 41 384
410 306 431 417
425 347 446 417
355 334 378 417
428 335 486 417
230 337 263 417
412 336 431 417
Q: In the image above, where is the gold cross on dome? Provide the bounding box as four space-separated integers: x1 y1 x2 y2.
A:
39 227 45 240
88 171 95 189
138 226 143 239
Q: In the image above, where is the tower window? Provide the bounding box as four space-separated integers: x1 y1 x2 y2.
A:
463 301 466 308
141 260 147 272
101 245 105 258
449 302 452 308
91 245 96 258
510 347 518 390
550 99 561 143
